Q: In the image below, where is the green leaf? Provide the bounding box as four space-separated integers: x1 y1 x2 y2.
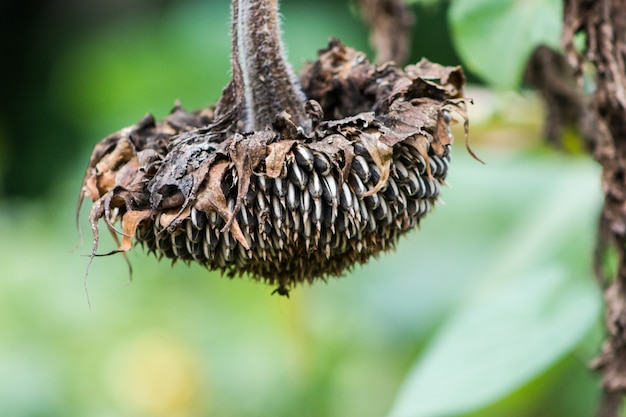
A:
449 0 562 89
385 159 602 417
386 266 600 417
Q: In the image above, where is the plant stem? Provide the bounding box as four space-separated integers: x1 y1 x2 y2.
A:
235 0 310 132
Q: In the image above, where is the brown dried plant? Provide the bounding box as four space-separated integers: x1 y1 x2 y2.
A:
78 0 469 295
527 0 626 415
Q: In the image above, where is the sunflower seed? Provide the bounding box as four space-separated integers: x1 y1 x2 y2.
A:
383 176 400 201
291 210 302 234
309 171 323 199
274 177 286 198
323 202 337 230
359 194 370 224
208 211 219 228
300 188 311 212
287 182 300 210
348 172 367 197
396 189 407 213
291 161 309 189
321 174 338 206
312 197 324 226
353 141 369 158
313 152 332 175
393 160 409 183
294 144 315 171
368 164 386 191
271 194 283 220
339 182 353 212
363 191 379 210
373 197 388 221
186 220 201 243
257 175 269 193
406 170 421 196
191 207 206 229
202 235 212 259
206 226 219 251
352 155 370 183
422 177 435 198
255 191 268 213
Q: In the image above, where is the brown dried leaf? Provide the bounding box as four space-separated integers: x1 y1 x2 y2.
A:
405 134 433 179
149 131 218 211
225 131 274 231
443 98 484 164
359 130 393 196
195 161 249 250
309 133 355 184
405 59 466 98
272 111 300 140
119 210 152 251
377 100 436 147
266 140 297 178
94 138 136 177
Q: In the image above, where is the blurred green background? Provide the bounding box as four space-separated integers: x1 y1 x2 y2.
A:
0 0 606 416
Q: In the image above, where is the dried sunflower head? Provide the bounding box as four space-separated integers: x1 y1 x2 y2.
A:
79 2 469 295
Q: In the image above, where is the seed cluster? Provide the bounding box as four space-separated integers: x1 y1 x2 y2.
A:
136 134 450 285
79 40 467 291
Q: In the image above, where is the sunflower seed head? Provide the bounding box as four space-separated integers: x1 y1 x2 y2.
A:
79 40 468 290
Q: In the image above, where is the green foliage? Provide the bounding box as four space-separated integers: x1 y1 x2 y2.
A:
388 267 599 417
449 0 562 89
1 0 604 416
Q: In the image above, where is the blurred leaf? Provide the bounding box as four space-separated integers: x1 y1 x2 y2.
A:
386 162 602 417
448 0 562 89
386 266 600 417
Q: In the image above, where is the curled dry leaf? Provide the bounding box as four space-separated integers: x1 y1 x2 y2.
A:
79 39 469 290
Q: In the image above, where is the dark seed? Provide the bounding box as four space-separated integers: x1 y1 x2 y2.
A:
352 155 371 183
287 182 300 210
257 175 269 193
186 220 201 243
406 170 421 197
300 188 311 213
312 197 324 226
191 207 206 229
289 163 308 190
383 176 400 202
393 160 409 183
294 144 315 171
321 174 338 205
373 197 388 221
313 152 332 175
339 182 353 212
348 172 367 197
353 141 369 158
274 177 286 198
309 171 323 199
363 191 379 210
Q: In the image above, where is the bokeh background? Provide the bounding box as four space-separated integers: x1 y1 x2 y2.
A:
0 0 605 416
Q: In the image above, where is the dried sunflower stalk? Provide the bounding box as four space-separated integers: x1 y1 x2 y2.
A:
78 0 469 294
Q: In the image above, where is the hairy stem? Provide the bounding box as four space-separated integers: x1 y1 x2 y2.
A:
235 0 310 132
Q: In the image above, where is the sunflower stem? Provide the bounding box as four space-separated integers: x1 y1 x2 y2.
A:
234 0 311 132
